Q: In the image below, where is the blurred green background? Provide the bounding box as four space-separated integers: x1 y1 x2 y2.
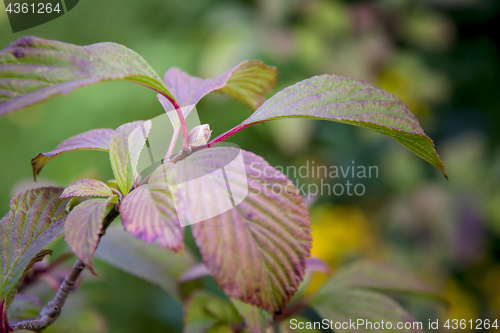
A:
1 0 499 332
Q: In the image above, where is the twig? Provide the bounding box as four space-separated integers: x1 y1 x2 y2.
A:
165 126 181 161
273 299 309 320
11 206 120 332
161 94 189 150
169 144 208 163
11 260 85 332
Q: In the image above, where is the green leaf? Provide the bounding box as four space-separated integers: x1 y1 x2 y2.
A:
94 225 195 300
184 290 241 333
109 120 152 195
64 197 115 274
308 262 437 333
61 179 114 198
230 298 272 333
310 289 423 333
218 60 277 110
206 324 234 333
327 261 441 299
0 36 173 117
215 75 446 177
0 187 69 309
7 294 42 321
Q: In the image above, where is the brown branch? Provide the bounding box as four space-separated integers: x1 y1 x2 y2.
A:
11 205 120 332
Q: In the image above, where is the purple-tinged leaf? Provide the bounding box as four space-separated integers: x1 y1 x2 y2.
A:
306 257 330 275
61 179 114 198
230 298 272 333
212 75 446 177
109 121 152 195
310 289 423 333
64 197 114 274
0 187 69 310
0 36 174 117
94 225 195 300
7 294 42 321
31 128 114 179
158 60 277 129
326 261 442 300
179 147 312 314
179 263 210 283
151 147 249 226
120 182 183 252
291 258 331 303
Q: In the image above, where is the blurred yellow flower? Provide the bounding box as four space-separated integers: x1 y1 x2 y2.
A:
303 205 379 295
310 205 378 269
481 264 500 316
444 278 478 331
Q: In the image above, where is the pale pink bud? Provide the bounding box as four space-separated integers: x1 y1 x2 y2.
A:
187 124 212 147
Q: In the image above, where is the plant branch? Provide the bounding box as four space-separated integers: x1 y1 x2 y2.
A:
137 144 208 187
169 144 208 163
165 126 181 161
161 94 189 150
208 123 260 147
10 205 120 332
273 299 309 320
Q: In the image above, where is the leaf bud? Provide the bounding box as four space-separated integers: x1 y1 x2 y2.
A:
187 124 212 147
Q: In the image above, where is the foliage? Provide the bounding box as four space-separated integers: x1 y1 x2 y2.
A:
0 37 446 332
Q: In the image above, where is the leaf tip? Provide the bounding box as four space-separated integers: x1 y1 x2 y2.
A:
30 154 43 181
87 264 98 276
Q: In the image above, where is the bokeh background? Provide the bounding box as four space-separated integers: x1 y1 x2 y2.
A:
1 0 499 332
